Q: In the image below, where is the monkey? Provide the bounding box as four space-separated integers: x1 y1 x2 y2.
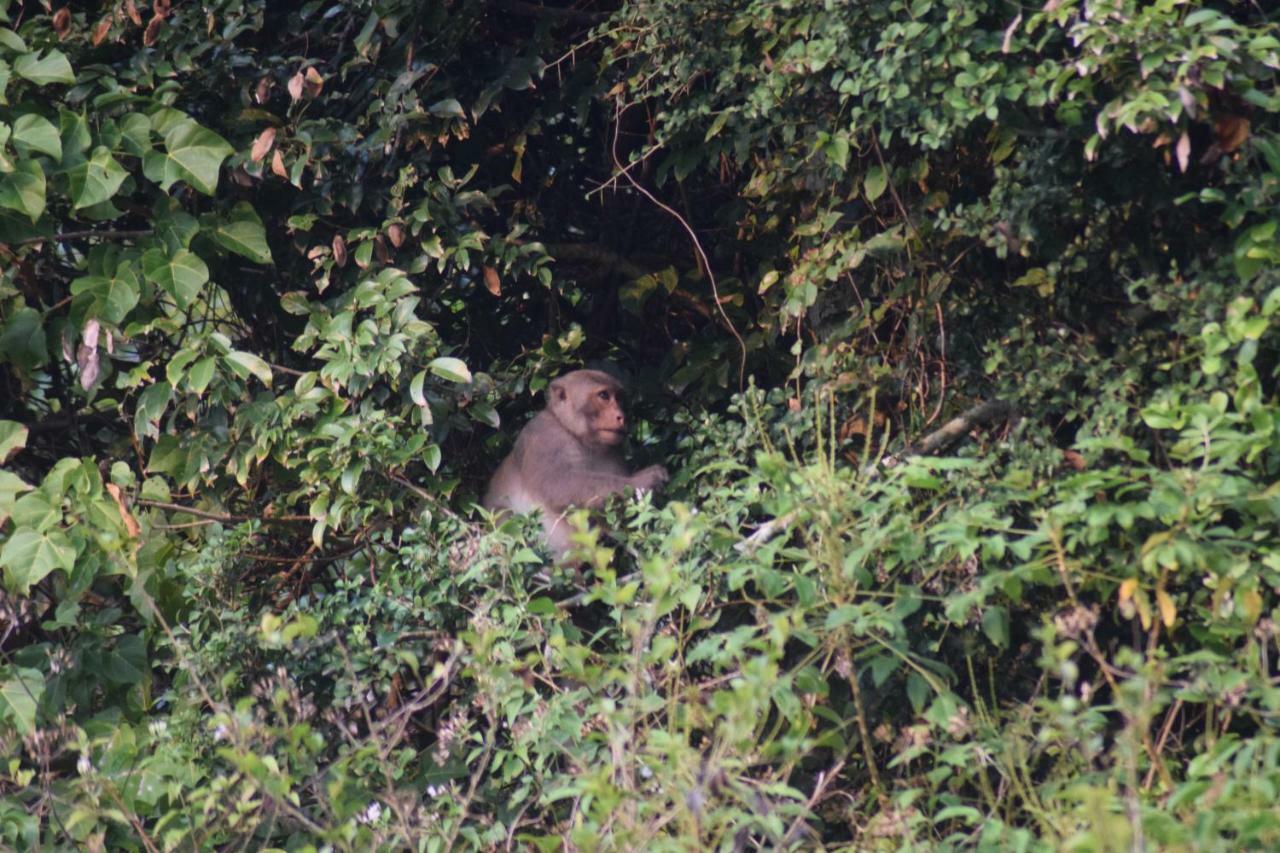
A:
483 369 669 558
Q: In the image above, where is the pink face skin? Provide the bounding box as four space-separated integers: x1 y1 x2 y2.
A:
591 387 626 446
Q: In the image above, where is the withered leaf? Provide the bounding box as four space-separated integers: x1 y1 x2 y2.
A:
92 17 112 45
251 127 277 163
143 14 163 46
332 234 347 267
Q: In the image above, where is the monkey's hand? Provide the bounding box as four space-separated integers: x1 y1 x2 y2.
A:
630 465 669 494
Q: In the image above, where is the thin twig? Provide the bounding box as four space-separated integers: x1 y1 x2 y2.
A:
18 229 153 245
609 98 748 388
135 499 312 524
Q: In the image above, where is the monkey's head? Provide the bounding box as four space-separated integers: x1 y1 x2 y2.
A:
548 370 627 448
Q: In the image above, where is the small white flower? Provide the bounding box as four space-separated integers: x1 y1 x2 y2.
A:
213 724 229 742
77 755 92 776
358 801 383 824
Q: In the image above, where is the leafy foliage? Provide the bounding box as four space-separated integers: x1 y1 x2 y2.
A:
2 0 1280 848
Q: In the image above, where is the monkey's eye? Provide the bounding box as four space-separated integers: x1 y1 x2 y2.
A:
598 390 611 401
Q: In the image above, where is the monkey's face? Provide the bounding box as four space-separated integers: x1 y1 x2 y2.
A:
550 371 628 448
583 384 627 447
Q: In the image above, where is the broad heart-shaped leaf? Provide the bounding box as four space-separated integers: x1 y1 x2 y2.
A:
428 356 472 384
1 527 75 595
13 49 75 85
11 113 61 161
213 202 272 264
71 265 141 325
66 146 127 209
142 248 208 309
158 119 232 196
0 668 43 736
0 159 45 222
0 419 28 462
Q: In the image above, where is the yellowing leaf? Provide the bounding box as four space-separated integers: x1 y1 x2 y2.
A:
1118 577 1138 604
1155 588 1176 628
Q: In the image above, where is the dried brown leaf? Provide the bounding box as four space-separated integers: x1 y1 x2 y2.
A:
251 127 276 163
483 266 501 296
125 0 142 25
287 71 305 101
303 66 324 98
271 149 288 178
106 484 141 539
332 234 347 267
1175 131 1190 173
255 76 272 104
1214 114 1250 154
92 17 112 45
387 223 406 247
143 14 163 46
52 8 70 37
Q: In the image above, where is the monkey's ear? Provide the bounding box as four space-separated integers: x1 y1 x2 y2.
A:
549 377 568 403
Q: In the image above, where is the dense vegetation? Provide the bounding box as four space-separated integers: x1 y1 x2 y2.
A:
2 0 1279 848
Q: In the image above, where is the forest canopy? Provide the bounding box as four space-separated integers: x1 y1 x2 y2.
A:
2 0 1280 848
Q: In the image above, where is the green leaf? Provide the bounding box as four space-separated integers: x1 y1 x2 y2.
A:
0 419 27 462
0 668 43 736
119 113 152 157
0 471 33 526
224 351 274 387
0 29 29 53
13 49 74 85
427 98 465 119
410 370 428 406
142 248 209 309
59 110 91 157
159 119 232 195
864 165 888 202
428 356 471 384
1 528 75 594
71 266 141 324
187 356 216 395
0 159 44 221
981 606 1009 648
0 306 48 370
66 146 127 209
213 202 272 264
10 113 61 160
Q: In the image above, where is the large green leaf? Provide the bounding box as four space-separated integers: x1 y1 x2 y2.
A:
224 351 274 387
0 306 47 370
0 668 43 736
71 266 141 324
142 248 209 309
0 419 27 462
1 528 75 594
149 119 232 196
0 159 44 221
0 471 33 526
66 146 127 209
13 49 74 85
429 356 472 384
10 113 61 160
213 202 272 264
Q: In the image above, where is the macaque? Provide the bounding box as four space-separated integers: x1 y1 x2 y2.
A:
483 370 668 557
